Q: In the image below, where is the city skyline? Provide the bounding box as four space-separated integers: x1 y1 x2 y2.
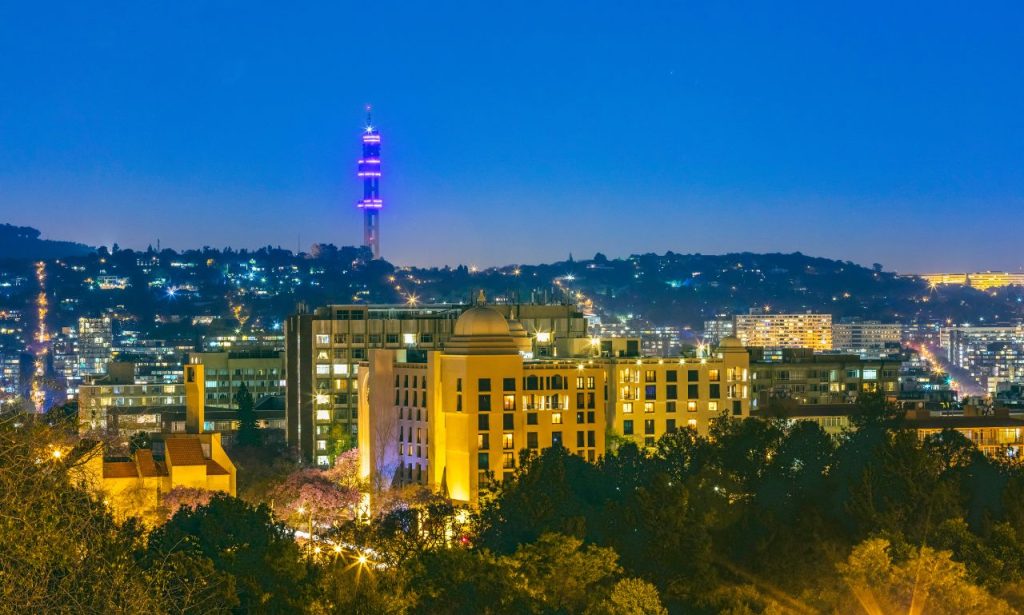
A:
2 2 1023 271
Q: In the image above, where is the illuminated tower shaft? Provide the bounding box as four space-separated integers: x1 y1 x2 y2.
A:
357 109 382 259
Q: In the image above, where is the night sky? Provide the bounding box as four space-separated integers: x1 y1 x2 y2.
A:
1 2 1022 271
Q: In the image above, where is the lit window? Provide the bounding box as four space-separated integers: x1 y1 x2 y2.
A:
551 412 563 425
502 433 513 449
316 410 330 421
315 335 330 345
317 440 327 450
622 402 633 414
644 402 654 413
687 401 697 412
403 333 416 345
708 402 718 413
687 419 697 428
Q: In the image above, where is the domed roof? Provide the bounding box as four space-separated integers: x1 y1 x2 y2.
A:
718 336 745 351
445 306 519 355
454 306 511 337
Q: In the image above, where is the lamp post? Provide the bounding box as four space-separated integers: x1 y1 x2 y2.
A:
297 505 315 560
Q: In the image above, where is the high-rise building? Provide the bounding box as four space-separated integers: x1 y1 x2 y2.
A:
286 302 590 463
831 320 902 357
703 318 735 345
916 271 1024 291
734 311 832 350
357 305 751 503
943 324 1024 393
356 106 382 259
77 317 113 378
0 353 21 400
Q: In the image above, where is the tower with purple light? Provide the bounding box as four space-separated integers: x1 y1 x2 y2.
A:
357 105 382 259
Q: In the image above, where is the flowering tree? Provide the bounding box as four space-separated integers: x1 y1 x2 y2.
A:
161 486 214 518
271 450 363 528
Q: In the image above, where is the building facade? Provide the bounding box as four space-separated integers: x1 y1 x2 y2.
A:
734 312 833 350
74 362 236 524
832 320 902 356
748 348 900 409
286 302 588 463
78 317 113 378
943 325 1024 393
357 305 750 503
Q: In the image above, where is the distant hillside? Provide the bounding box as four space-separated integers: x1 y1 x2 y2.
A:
0 224 94 261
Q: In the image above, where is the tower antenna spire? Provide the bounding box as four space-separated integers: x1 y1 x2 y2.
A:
356 105 382 259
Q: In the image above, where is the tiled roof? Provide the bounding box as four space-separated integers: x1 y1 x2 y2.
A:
206 460 230 476
103 461 139 479
165 438 207 466
135 449 165 477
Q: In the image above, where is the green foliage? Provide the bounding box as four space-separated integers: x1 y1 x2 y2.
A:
128 430 152 453
233 382 261 447
148 494 312 613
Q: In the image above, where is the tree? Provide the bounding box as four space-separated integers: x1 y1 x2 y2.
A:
161 486 215 518
835 538 1014 614
233 382 260 447
129 430 152 454
593 578 668 615
271 465 361 529
148 494 311 613
0 412 216 613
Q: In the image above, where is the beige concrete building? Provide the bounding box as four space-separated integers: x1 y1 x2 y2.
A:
288 302 590 464
734 312 833 350
357 305 750 504
74 362 236 524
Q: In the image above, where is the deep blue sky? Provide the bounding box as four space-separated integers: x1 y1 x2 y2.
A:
1 2 1022 271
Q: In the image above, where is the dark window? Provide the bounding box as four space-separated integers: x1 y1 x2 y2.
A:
666 419 676 433
478 378 491 392
456 378 462 392
527 432 538 449
732 400 742 416
687 384 699 398
386 334 399 344
666 385 677 400
577 431 585 447
644 419 655 435
503 377 516 392
623 420 634 436
478 414 489 430
527 413 538 425
551 431 563 447
688 370 699 382
576 411 585 423
709 384 721 399
666 401 676 413
645 385 657 400
479 394 491 411
503 413 514 430
587 431 596 447
666 370 678 382
478 452 489 469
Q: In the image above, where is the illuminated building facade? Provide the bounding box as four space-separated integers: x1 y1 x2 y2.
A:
357 305 750 504
77 351 284 432
831 320 902 357
944 325 1024 393
77 317 113 378
748 347 900 408
917 271 1024 291
357 107 382 259
75 363 236 524
734 311 833 350
0 352 20 400
286 302 589 464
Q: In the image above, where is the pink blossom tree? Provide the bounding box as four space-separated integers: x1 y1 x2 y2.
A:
161 486 214 518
